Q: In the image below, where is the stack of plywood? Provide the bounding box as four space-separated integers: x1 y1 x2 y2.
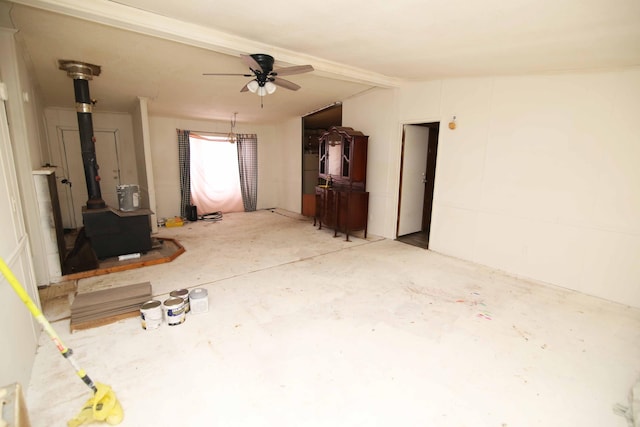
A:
70 282 152 332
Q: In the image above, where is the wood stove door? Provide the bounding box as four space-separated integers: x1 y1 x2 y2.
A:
56 129 121 229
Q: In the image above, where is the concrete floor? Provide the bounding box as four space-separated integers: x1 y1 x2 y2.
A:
28 209 640 426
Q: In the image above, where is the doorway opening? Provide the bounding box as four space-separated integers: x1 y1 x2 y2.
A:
396 122 440 249
301 103 342 217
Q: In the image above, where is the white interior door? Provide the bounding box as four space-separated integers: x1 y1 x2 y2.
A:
0 92 40 388
0 105 25 242
56 129 120 228
398 125 429 236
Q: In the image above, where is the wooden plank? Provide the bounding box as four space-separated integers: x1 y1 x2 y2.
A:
69 281 152 331
72 307 144 323
72 295 150 312
71 299 150 319
71 294 151 313
72 289 150 307
70 310 142 332
72 296 150 315
38 280 77 301
71 282 150 309
72 301 148 316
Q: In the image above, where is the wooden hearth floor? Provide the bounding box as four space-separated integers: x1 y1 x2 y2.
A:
62 237 185 281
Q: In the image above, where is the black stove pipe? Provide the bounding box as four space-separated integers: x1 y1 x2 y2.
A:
59 60 106 210
73 78 105 210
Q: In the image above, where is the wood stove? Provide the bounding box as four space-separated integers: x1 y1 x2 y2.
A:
59 60 152 261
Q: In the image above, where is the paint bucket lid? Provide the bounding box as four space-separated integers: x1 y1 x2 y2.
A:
141 300 161 310
189 288 207 300
170 289 189 298
163 296 184 307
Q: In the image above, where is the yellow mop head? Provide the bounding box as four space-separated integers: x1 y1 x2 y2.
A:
67 383 124 427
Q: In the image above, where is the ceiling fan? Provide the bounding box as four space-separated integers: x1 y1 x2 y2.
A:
203 54 314 98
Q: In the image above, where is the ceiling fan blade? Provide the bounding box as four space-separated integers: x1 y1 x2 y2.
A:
203 73 253 76
272 65 314 77
241 54 262 72
272 77 301 91
240 82 250 92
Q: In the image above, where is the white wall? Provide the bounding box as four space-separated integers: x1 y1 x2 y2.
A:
343 68 640 308
133 98 159 232
0 28 40 391
0 27 51 287
148 116 280 220
343 88 400 238
132 101 149 208
278 117 302 213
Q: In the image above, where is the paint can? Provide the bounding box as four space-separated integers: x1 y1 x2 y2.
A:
189 288 208 314
170 289 190 313
140 299 162 330
162 297 186 326
117 184 140 211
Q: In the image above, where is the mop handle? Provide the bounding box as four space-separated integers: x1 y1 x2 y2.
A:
0 257 97 393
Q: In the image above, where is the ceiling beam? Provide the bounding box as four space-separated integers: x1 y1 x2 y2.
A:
10 0 402 88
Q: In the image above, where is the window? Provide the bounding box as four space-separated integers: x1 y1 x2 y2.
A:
189 133 243 214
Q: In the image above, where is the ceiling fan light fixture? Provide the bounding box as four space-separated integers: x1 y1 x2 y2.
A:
248 78 277 97
265 81 277 94
246 79 259 93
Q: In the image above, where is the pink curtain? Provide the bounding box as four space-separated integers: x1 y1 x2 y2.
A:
189 133 244 214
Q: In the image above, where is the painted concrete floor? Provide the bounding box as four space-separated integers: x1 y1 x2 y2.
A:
28 209 640 426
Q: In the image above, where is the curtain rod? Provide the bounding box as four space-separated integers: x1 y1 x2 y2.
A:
189 130 230 136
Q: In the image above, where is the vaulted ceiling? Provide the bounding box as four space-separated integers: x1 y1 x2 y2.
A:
5 0 640 124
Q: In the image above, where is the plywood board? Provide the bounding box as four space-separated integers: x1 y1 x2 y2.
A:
70 281 152 332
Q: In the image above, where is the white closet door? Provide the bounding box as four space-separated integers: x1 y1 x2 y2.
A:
0 92 40 388
398 125 429 236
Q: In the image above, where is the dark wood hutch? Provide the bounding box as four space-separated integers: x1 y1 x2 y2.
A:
314 126 369 241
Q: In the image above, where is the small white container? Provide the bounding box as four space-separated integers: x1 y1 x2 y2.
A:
189 288 208 314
